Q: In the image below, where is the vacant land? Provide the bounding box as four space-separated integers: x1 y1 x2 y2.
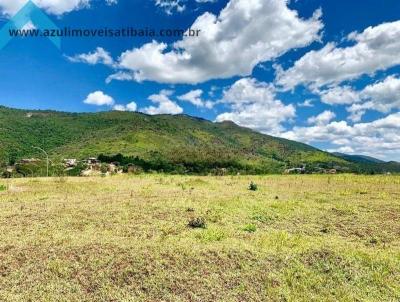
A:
0 175 399 301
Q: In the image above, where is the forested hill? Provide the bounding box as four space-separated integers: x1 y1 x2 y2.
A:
0 106 398 174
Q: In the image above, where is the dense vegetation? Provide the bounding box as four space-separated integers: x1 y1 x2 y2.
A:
0 106 398 175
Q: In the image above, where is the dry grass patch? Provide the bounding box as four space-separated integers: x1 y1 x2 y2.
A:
0 174 399 301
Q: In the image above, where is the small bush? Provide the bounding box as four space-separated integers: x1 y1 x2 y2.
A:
249 181 258 191
369 238 378 245
252 213 275 223
188 217 207 229
196 228 225 242
243 224 257 233
0 184 7 192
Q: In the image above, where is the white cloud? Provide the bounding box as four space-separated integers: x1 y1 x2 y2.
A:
113 104 126 111
108 0 322 84
177 89 213 109
346 76 400 121
314 76 400 122
83 91 114 106
68 47 114 66
113 102 137 112
215 78 295 135
277 20 400 89
359 75 400 113
329 146 354 154
0 0 117 16
125 102 138 112
105 72 134 84
154 0 185 15
141 90 183 115
298 99 314 108
317 86 361 105
282 112 400 161
307 110 336 125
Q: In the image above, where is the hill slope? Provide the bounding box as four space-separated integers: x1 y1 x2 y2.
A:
332 152 385 164
0 106 397 174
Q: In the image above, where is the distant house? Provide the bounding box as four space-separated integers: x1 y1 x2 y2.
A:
86 158 101 171
63 159 77 168
107 163 119 174
284 167 306 174
6 166 15 173
87 158 100 165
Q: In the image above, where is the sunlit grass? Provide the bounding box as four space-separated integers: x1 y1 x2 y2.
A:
0 174 399 301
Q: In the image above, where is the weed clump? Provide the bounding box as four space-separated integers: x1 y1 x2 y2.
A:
188 217 207 229
243 224 257 233
0 184 6 192
249 182 258 191
320 227 329 234
369 238 378 245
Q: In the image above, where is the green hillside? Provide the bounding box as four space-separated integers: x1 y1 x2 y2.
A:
0 106 397 175
332 152 385 164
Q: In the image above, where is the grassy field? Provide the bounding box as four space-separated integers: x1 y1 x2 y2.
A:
0 175 399 301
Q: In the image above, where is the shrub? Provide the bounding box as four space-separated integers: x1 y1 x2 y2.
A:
0 184 7 192
196 228 225 242
243 224 257 233
100 164 108 174
249 181 258 191
2 171 11 178
188 217 207 229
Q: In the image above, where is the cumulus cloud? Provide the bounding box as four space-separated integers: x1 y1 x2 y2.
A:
359 75 400 111
0 0 117 16
113 102 137 112
298 99 314 108
282 112 400 161
106 0 322 84
67 47 114 66
83 91 114 106
154 0 185 15
317 86 361 105
215 78 295 135
177 89 213 109
105 72 134 84
307 110 336 125
141 90 183 115
345 76 400 121
311 76 400 122
277 20 400 89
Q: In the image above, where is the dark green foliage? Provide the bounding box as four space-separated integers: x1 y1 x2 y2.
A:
243 224 257 233
249 182 258 191
0 106 398 176
188 217 207 229
64 162 88 177
0 184 6 191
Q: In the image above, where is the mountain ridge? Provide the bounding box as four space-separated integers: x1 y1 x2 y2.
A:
0 106 398 174
332 152 386 164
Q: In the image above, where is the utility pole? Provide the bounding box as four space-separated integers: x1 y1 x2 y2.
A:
33 146 49 177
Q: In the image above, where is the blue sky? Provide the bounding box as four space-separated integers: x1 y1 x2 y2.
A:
0 0 400 161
